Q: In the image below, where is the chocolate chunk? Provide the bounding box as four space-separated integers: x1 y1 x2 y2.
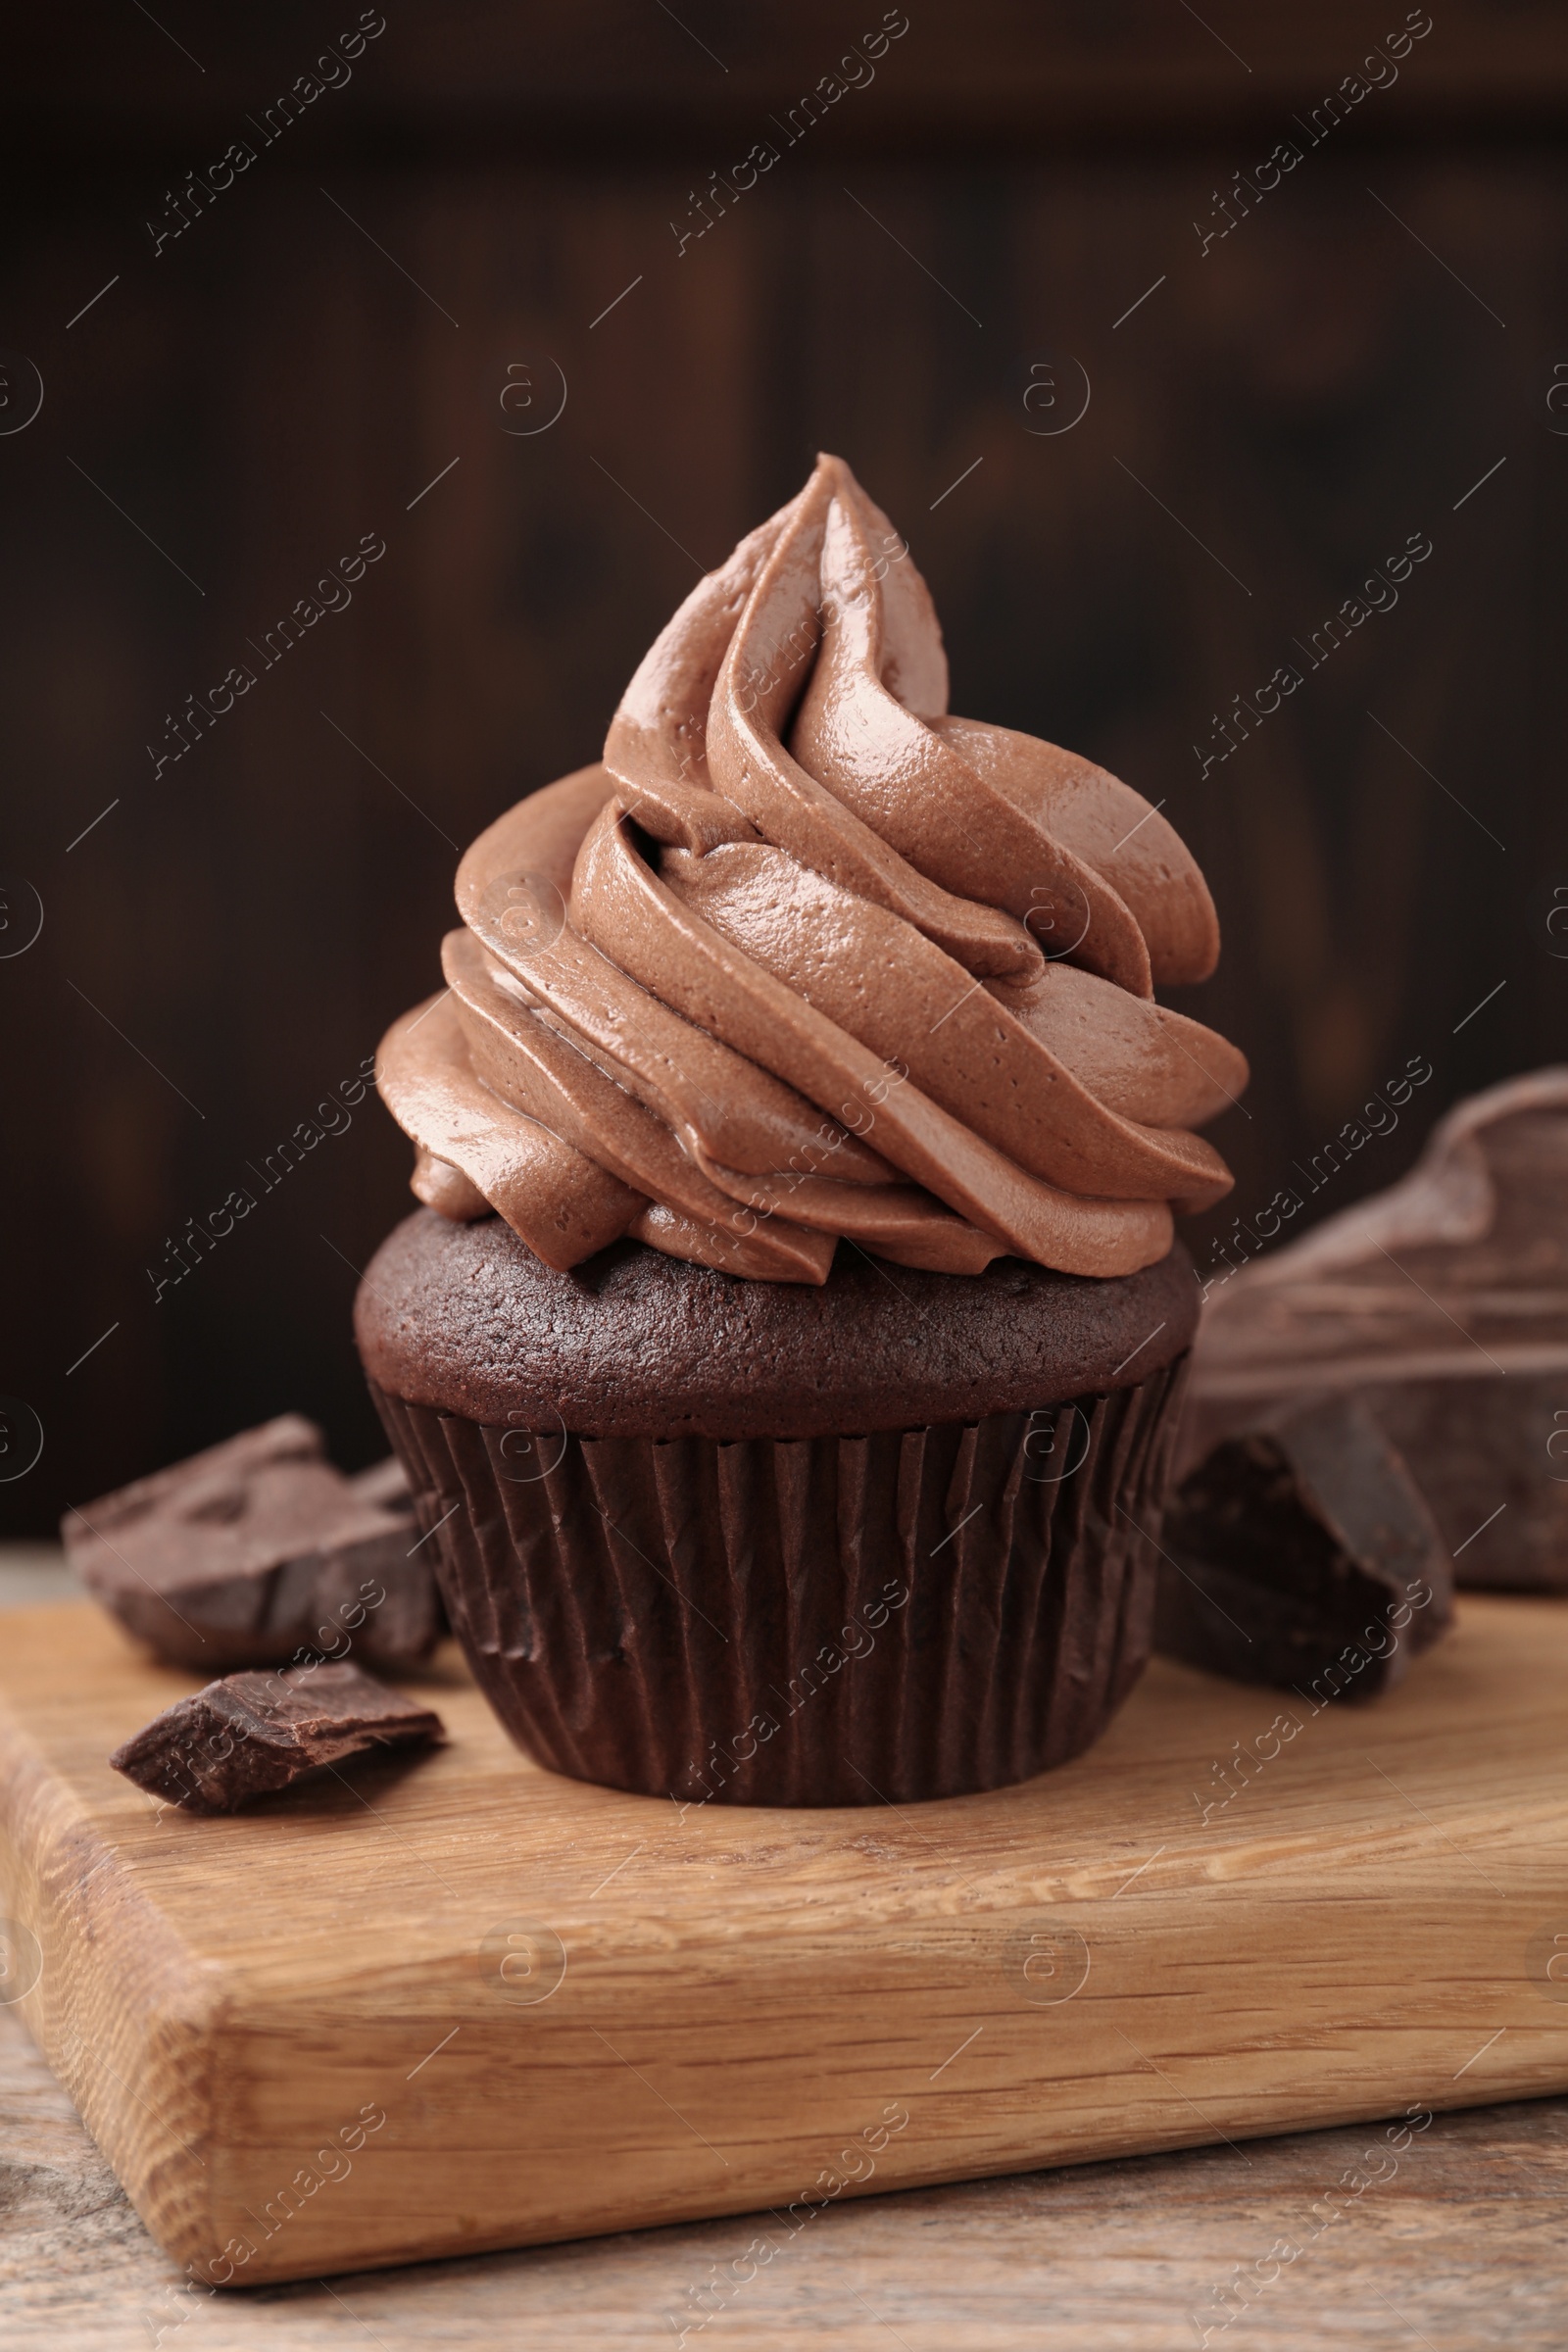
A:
1155 1396 1453 1699
62 1417 444 1673
1185 1069 1568 1590
110 1661 445 1812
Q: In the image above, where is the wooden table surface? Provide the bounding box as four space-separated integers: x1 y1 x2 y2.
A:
2 1555 1565 2349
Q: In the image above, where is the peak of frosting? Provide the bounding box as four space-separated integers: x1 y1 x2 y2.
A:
376 454 1247 1284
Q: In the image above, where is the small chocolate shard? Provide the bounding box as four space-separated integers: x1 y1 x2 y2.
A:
1155 1396 1453 1698
62 1417 444 1672
110 1661 445 1813
349 1455 414 1514
1185 1069 1568 1590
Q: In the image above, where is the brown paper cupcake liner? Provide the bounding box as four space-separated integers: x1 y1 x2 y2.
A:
368 1358 1186 1806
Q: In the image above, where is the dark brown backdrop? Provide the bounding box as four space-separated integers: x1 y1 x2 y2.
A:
3 2 1565 1533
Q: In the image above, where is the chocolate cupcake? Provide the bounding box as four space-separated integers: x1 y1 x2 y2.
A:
356 454 1247 1803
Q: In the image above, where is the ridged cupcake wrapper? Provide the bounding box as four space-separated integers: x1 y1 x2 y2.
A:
368 1360 1187 1806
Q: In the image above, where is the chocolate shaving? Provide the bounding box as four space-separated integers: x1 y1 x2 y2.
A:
62 1417 444 1671
109 1661 445 1813
1155 1396 1453 1699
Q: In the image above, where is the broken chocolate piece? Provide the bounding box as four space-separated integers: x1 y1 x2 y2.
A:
62 1416 444 1673
350 1455 414 1514
1155 1395 1453 1698
109 1661 445 1812
1184 1069 1568 1590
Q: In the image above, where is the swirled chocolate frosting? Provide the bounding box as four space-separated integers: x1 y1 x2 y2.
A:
376 455 1247 1283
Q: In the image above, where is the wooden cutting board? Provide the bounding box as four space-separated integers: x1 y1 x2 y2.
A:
1 1596 1566 2290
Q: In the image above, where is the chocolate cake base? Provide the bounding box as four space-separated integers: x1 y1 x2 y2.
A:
356 1213 1199 1804
353 1209 1200 1442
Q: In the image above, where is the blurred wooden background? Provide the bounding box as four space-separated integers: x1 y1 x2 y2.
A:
2 2 1565 1533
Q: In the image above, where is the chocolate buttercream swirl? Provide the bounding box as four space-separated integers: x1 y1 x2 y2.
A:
376 455 1248 1283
